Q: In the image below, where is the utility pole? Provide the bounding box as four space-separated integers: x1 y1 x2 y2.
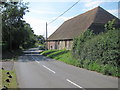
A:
46 22 48 50
46 22 47 40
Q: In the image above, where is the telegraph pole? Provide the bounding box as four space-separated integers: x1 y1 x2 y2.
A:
46 22 48 50
46 22 47 40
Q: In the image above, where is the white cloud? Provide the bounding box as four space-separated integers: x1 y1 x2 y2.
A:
30 9 57 15
23 0 119 2
23 15 73 37
81 0 103 13
84 0 103 10
24 16 58 37
24 16 46 35
107 9 118 14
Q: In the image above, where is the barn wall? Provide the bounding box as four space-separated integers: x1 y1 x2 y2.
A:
47 41 56 49
47 40 73 50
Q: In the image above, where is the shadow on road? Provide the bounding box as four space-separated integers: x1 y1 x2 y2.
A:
18 48 54 62
18 54 54 62
2 49 23 61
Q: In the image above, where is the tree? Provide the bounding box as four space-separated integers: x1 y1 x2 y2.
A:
1 1 36 50
104 19 115 31
72 29 94 58
37 35 45 45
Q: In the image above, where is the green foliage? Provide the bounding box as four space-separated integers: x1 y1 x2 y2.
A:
1 1 36 50
72 19 120 77
0 42 8 51
56 51 80 66
72 29 95 59
104 19 116 31
42 48 120 77
47 50 68 58
41 49 58 56
37 35 45 45
39 45 45 50
42 50 80 67
35 35 45 49
1 69 18 88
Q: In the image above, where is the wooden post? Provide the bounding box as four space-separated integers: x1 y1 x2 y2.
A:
46 22 48 50
46 22 47 40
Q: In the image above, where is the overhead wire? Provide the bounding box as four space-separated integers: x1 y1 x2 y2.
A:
48 0 80 25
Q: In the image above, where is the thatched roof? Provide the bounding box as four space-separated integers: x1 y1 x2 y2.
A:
48 6 120 41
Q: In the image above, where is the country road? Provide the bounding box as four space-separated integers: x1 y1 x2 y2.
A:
15 48 118 89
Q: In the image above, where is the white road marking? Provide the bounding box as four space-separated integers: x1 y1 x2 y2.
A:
66 79 84 89
36 60 40 63
42 65 56 74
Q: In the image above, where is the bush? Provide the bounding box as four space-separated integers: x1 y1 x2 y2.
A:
72 19 120 77
72 29 95 59
39 45 45 50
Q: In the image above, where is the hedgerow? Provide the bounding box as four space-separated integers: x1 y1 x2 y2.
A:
72 19 120 77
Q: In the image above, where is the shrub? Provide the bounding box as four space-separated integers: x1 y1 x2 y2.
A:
72 29 95 59
72 19 120 77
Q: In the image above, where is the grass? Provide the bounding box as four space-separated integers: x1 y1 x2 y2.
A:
41 50 120 77
41 50 80 67
41 49 58 56
0 69 18 89
47 50 68 58
53 51 80 67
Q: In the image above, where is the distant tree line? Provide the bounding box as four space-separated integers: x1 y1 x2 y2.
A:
1 1 44 50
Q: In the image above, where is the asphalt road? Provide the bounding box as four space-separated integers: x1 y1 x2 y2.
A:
15 48 118 89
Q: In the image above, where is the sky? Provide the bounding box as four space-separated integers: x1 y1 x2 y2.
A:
23 0 120 38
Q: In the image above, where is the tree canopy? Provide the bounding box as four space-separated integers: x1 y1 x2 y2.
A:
1 1 37 50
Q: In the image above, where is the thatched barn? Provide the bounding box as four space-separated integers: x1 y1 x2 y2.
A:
47 6 120 50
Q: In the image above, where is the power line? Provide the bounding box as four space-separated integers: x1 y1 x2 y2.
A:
48 0 80 25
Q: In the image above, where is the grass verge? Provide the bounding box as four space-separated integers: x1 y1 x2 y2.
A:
0 69 18 89
41 50 120 77
40 49 58 56
41 50 80 67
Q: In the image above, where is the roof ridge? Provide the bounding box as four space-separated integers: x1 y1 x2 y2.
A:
66 6 101 22
92 6 102 24
48 6 101 40
47 6 120 40
93 6 120 24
